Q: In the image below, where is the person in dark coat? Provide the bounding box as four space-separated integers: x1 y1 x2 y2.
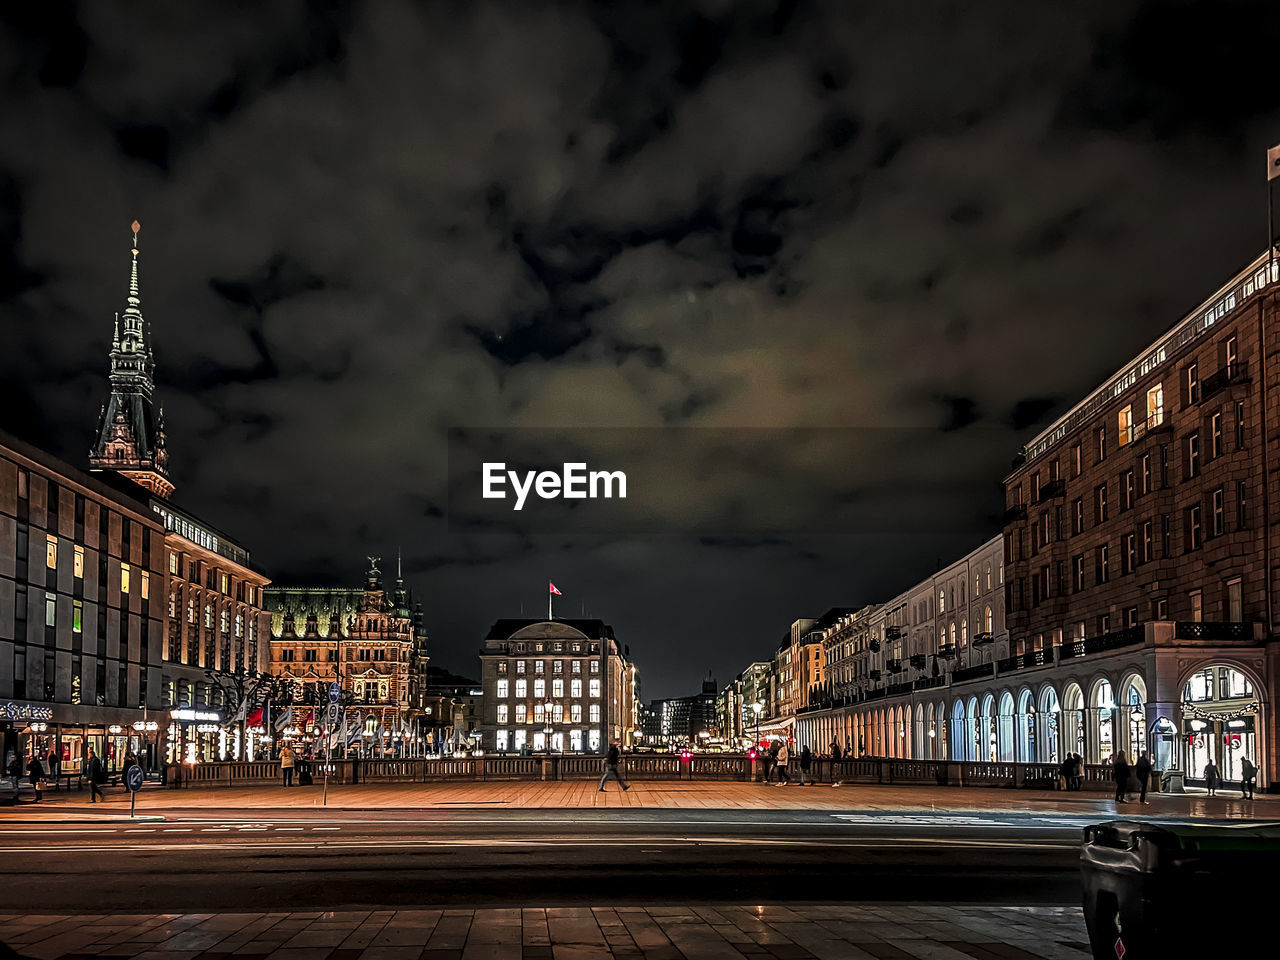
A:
598 742 629 792
1134 752 1152 804
1240 757 1257 799
1113 751 1131 803
1204 759 1220 797
798 745 814 785
26 752 45 801
86 749 106 803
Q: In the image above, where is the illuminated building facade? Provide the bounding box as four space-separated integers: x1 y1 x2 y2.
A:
477 618 636 754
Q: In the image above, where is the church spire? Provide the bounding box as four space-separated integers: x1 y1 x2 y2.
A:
89 219 173 499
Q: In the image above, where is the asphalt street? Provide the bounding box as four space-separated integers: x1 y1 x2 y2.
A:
0 806 1105 912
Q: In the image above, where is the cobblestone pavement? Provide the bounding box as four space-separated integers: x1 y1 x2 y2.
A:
17 777 1274 818
0 906 1090 960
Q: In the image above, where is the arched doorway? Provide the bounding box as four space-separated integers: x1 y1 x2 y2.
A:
980 693 996 763
1090 679 1116 764
966 696 980 762
915 703 926 759
1037 684 1061 764
1121 674 1147 759
950 700 966 760
1062 682 1085 761
1181 664 1262 785
997 691 1015 762
935 700 947 760
1016 688 1036 761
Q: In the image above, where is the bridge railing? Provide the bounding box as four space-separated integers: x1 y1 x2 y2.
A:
169 754 1118 791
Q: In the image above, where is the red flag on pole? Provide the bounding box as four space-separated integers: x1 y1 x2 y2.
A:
549 582 562 595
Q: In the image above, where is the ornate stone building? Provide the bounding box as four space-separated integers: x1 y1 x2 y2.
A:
266 559 429 755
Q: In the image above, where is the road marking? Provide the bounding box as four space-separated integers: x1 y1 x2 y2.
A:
161 828 193 832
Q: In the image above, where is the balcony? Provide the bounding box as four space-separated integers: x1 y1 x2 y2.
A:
936 643 957 659
1130 415 1171 445
886 680 914 697
885 626 905 641
1003 504 1027 523
869 669 882 682
951 661 995 683
1175 621 1256 643
972 632 994 647
1037 479 1065 502
886 658 905 673
995 649 1051 673
1062 625 1145 660
909 653 927 669
1200 361 1250 403
869 639 881 653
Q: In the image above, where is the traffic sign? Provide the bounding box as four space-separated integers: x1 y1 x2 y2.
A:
329 681 341 703
327 703 341 724
125 764 144 792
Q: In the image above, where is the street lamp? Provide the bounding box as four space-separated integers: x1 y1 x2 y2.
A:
543 700 554 752
751 702 763 752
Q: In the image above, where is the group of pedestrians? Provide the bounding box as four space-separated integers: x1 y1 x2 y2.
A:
1058 753 1084 790
1202 757 1257 798
1111 751 1153 804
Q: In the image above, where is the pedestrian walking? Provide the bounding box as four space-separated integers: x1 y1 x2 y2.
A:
1071 753 1084 791
1204 759 1220 797
47 747 61 788
26 751 45 802
86 749 105 803
279 744 296 787
4 748 18 786
776 742 792 785
1113 751 1130 803
598 742 630 792
830 741 843 787
767 739 782 782
1240 757 1257 799
798 745 814 785
1135 752 1152 804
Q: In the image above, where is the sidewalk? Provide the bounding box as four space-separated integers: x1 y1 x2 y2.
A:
0 905 1090 960
10 778 1275 817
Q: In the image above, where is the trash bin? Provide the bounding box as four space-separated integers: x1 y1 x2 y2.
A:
1080 820 1280 958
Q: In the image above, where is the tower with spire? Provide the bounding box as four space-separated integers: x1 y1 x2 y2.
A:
89 220 173 498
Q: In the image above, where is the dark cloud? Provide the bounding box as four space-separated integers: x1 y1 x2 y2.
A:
2 1 1279 696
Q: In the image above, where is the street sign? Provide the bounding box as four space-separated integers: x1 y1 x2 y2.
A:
327 703 341 724
329 682 341 703
125 763 143 819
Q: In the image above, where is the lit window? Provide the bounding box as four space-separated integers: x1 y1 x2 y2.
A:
572 660 582 674
533 678 545 698
46 535 57 570
515 678 527 698
1117 405 1133 447
45 592 56 627
1146 383 1163 427
221 573 230 594
552 678 564 697
571 678 582 697
121 562 131 594
141 570 150 599
497 679 509 698
535 660 545 674
169 552 178 574
589 660 599 674
515 704 527 723
571 703 582 723
235 614 243 637
497 704 509 723
516 660 526 674
589 678 601 698
73 600 82 633
74 545 84 578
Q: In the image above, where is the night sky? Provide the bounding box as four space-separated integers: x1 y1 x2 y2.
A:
3 1 1280 698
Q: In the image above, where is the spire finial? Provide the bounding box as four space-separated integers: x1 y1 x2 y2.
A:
113 311 120 348
127 220 141 307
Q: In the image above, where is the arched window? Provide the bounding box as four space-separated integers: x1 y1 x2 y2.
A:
961 619 968 645
983 605 993 634
949 623 957 645
938 589 945 613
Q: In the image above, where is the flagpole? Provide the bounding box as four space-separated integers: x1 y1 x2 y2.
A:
548 588 552 621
